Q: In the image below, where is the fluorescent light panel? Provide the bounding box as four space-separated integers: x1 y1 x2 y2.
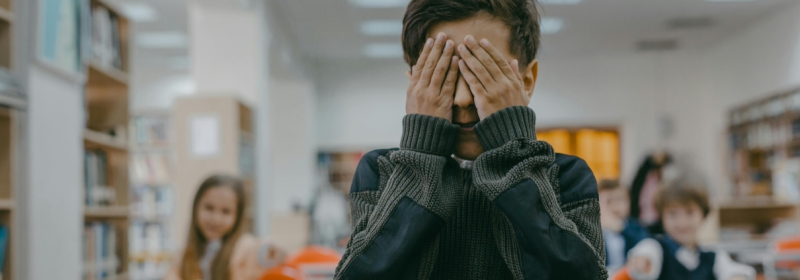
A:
705 0 756 2
361 20 404 36
541 17 564 35
364 43 403 58
119 2 157 22
349 0 409 8
136 32 189 49
539 0 581 5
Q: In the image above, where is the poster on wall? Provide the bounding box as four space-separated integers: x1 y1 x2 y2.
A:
38 0 90 74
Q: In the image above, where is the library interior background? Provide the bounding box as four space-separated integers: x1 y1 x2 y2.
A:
7 0 800 279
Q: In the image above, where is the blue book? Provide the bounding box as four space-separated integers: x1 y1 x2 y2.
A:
0 225 8 276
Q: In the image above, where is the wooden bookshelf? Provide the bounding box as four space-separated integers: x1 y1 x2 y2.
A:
83 1 131 279
724 88 800 242
0 106 16 280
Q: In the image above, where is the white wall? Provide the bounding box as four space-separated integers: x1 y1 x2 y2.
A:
313 52 709 186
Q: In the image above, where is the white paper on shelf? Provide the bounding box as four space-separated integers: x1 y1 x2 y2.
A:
190 115 221 157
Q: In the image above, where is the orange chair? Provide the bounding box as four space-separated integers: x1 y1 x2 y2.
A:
611 267 633 280
260 246 342 280
764 236 800 280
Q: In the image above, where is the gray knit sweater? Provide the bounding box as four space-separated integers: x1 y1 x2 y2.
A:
334 106 606 280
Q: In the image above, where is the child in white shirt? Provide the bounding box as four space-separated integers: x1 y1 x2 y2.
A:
626 183 755 280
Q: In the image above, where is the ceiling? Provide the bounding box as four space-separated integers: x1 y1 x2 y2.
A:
271 0 797 60
113 0 189 70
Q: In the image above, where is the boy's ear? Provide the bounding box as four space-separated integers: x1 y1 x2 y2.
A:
523 60 538 98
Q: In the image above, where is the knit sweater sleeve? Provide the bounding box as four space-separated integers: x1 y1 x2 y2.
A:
472 106 607 280
334 115 464 280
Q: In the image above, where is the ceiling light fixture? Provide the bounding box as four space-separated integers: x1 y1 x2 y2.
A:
539 0 581 5
705 0 757 2
361 20 404 36
364 43 404 58
541 17 564 35
136 32 189 49
349 0 409 8
119 2 157 22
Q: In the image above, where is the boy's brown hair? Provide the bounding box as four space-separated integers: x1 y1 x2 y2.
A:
654 183 711 217
598 179 623 193
402 0 541 68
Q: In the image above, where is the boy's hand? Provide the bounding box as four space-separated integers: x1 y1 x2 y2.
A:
457 35 530 120
406 32 459 121
628 256 652 275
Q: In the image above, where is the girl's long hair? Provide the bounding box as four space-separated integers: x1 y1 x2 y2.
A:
180 175 247 280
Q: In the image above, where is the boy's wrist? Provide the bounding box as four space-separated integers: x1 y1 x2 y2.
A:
473 106 537 151
400 114 459 156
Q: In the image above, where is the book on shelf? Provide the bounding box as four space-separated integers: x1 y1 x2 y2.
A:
0 225 7 278
129 222 171 259
91 5 123 70
0 68 24 101
131 154 170 185
85 150 116 206
132 116 170 147
83 222 119 280
131 186 174 219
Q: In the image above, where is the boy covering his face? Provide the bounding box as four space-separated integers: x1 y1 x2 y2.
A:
334 0 606 279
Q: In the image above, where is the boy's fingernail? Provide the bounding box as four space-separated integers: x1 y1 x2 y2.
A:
480 39 489 47
437 33 445 40
445 40 452 48
466 36 476 44
458 45 466 52
426 38 433 46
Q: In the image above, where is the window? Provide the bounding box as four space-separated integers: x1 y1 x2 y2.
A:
537 128 620 181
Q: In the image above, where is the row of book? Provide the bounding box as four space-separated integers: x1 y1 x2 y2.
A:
132 116 170 148
85 150 116 206
131 186 174 220
129 260 171 280
731 91 800 126
92 5 124 70
131 154 171 185
83 223 120 280
129 222 172 260
729 121 800 150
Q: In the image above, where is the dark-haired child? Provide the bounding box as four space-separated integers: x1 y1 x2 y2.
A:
599 180 649 273
334 0 606 279
626 184 755 280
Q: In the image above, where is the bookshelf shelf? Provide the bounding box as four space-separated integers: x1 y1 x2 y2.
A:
85 206 130 219
84 129 128 151
0 7 12 23
0 199 14 210
88 60 129 87
0 94 25 109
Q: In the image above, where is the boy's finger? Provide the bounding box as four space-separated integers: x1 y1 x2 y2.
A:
511 60 522 81
411 38 434 82
440 56 459 94
458 44 493 86
419 33 447 86
458 59 488 97
464 36 501 82
480 39 515 81
430 40 455 91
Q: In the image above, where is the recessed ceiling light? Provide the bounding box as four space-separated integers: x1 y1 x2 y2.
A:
349 0 409 8
136 32 188 49
361 20 404 36
705 0 756 2
541 17 564 35
364 43 403 58
539 0 581 5
119 2 157 22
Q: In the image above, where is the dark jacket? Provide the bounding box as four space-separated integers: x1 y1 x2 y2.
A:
334 106 606 280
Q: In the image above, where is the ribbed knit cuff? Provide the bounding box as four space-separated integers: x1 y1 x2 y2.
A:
400 114 459 156
474 106 537 151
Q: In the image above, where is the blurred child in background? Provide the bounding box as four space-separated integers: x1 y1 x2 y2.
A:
166 175 283 280
599 179 649 273
626 183 755 280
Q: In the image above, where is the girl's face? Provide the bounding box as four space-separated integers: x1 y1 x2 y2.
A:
196 186 238 240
